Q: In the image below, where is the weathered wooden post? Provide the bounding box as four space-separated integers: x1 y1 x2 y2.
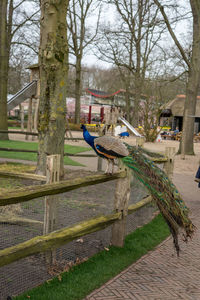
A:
43 154 60 264
25 97 33 141
136 136 145 147
97 157 103 172
19 104 24 131
111 162 131 247
97 126 103 172
32 99 39 141
163 147 176 180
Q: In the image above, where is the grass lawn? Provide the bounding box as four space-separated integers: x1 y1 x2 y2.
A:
0 140 91 166
15 214 170 300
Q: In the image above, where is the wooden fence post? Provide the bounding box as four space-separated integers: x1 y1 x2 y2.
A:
43 154 60 264
97 127 103 172
163 147 176 180
136 136 145 147
97 157 103 172
19 104 24 131
32 99 39 141
25 98 33 141
111 162 131 247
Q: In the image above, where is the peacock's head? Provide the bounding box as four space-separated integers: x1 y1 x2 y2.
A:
81 124 87 131
81 124 86 130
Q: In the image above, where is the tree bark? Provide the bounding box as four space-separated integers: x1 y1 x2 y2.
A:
154 0 200 155
74 56 81 124
37 0 69 176
0 0 9 140
181 1 200 155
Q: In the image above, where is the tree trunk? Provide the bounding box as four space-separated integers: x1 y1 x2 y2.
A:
0 0 9 140
132 72 141 127
37 0 69 176
181 1 200 155
74 56 81 124
125 90 131 122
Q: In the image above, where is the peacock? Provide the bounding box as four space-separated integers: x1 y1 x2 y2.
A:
81 124 195 255
81 124 129 174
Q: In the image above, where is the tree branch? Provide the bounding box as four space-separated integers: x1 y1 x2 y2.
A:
154 0 190 68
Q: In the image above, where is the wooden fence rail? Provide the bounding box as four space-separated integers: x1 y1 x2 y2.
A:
0 147 168 160
0 146 175 272
0 147 96 157
0 130 84 140
0 195 152 268
0 130 38 136
0 171 46 181
0 171 126 206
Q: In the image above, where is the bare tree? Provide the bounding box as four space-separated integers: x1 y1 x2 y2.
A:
0 0 39 140
96 0 164 126
0 0 9 139
154 0 200 155
67 0 101 124
141 78 170 141
37 0 69 176
83 65 123 92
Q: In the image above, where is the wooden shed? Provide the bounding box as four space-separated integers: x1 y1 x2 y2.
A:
161 95 200 133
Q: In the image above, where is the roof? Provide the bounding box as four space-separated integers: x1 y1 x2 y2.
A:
86 88 122 99
165 95 200 117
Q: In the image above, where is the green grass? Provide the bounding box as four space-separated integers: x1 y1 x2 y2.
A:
15 214 170 300
0 140 90 166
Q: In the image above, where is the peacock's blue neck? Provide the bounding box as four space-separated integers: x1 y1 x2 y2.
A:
83 128 96 149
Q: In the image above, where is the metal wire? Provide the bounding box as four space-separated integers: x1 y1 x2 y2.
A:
0 176 156 299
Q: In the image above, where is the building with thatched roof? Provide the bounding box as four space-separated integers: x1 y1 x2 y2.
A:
160 95 200 133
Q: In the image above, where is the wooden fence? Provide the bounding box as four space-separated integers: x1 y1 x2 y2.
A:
0 146 175 268
0 130 84 140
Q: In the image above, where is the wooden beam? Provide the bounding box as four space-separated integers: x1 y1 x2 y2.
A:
0 215 43 226
163 147 176 179
64 152 96 157
151 157 167 163
128 195 152 214
43 155 60 264
0 147 37 153
0 171 46 181
0 130 38 136
0 196 152 268
0 148 95 157
0 212 121 267
112 165 131 247
64 137 84 140
0 171 127 206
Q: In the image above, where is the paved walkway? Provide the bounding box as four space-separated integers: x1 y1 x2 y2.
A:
85 173 200 300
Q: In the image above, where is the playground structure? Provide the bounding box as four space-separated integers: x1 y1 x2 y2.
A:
7 64 142 139
7 64 40 139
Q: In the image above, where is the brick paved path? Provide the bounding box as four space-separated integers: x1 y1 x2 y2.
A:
85 173 200 300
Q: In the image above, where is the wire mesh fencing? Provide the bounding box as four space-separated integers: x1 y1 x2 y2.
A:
0 173 156 299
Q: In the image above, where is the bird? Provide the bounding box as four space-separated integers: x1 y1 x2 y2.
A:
81 125 195 255
122 144 195 256
81 124 129 174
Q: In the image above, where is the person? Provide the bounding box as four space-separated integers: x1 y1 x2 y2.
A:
195 164 200 188
174 127 179 134
156 126 162 142
171 127 179 140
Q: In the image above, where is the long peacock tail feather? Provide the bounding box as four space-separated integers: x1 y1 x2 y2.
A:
122 144 195 256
